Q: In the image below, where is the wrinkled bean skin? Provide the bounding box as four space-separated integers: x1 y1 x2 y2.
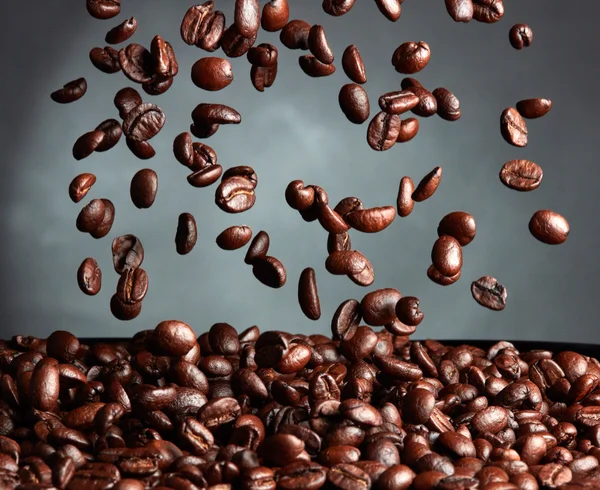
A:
528 210 569 245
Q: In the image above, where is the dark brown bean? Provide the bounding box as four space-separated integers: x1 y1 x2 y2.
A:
175 213 198 255
323 0 356 16
280 20 311 50
90 46 121 73
119 43 153 83
445 0 474 22
217 226 253 250
412 167 442 202
77 258 102 296
298 268 321 321
471 276 507 311
516 98 552 119
499 160 543 192
472 0 504 23
72 130 105 161
123 103 166 142
308 25 334 65
299 55 336 77
509 24 533 49
114 87 142 119
367 112 401 151
252 256 287 288
528 210 569 245
432 88 461 121
51 78 87 104
500 108 528 147
432 236 463 277
105 17 137 44
397 177 415 217
375 0 402 21
86 0 120 19
392 42 430 74
69 173 97 203
130 169 158 209
396 118 419 143
262 0 290 32
191 57 234 91
76 199 106 233
437 212 476 246
341 45 366 84
339 84 370 124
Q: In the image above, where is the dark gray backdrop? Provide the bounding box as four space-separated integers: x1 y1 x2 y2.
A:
0 1 598 342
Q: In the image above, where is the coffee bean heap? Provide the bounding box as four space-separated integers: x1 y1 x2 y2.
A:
2 326 600 489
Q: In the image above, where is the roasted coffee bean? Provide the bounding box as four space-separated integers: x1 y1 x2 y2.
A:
130 169 158 209
72 130 105 160
77 258 102 296
86 0 120 19
51 78 87 104
471 276 507 311
247 44 279 67
407 87 438 117
251 64 278 92
190 122 220 140
216 226 253 251
245 231 270 264
445 0 474 22
378 90 420 115
528 210 569 245
392 42 430 74
252 256 287 288
126 138 156 159
341 45 366 84
94 119 122 152
151 35 178 78
298 268 321 320
327 232 352 254
116 267 148 305
412 167 442 202
215 176 256 213
191 57 234 91
76 199 106 233
395 296 424 327
285 180 315 211
173 132 194 167
90 198 116 239
280 20 311 50
308 25 334 65
516 98 552 119
235 0 261 38
339 84 370 124
328 463 371 489
220 24 257 58
432 236 463 277
106 17 137 44
432 88 460 121
196 10 226 52
187 165 223 188
344 206 396 233
119 43 154 83
181 1 215 45
509 24 533 49
114 87 143 119
397 176 415 217
222 166 258 187
112 234 144 274
262 0 289 31
110 293 142 321
192 103 242 125
154 320 197 357
175 213 198 255
375 0 402 21
69 173 97 203
334 197 363 219
299 55 336 77
90 46 121 73
500 108 528 147
323 0 356 16
367 112 401 151
437 212 476 246
401 77 425 90
499 160 543 192
396 118 419 143
360 288 402 326
123 103 165 141
472 0 504 23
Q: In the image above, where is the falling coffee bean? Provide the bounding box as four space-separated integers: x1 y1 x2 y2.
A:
427 264 461 286
432 88 460 121
119 43 154 83
308 25 334 65
378 91 420 115
245 231 270 264
397 177 415 217
339 84 370 124
471 276 507 311
187 165 223 188
220 24 257 58
396 118 419 143
499 160 543 192
299 55 336 77
375 0 402 21
323 0 356 16
72 130 105 160
114 87 143 119
298 267 321 320
445 0 474 22
180 2 216 46
516 98 552 119
90 199 115 239
69 173 97 203
500 108 528 147
262 0 290 32
86 0 120 19
392 42 430 74
130 169 158 209
431 235 463 277
528 210 570 245
280 20 311 50
367 112 401 151
110 293 142 321
112 234 144 274
76 199 106 233
77 258 102 296
123 103 166 142
247 43 279 67
251 64 278 92
412 167 442 202
192 103 242 125
90 46 121 74
437 211 476 246
252 256 287 288
151 35 179 78
175 213 198 255
105 17 137 44
116 268 149 305
51 78 87 104
344 206 396 233
216 226 253 250
191 57 234 91
235 0 261 38
126 138 156 159
143 75 174 96
509 24 533 49
94 118 123 152
395 296 424 327
472 0 504 23
342 44 366 84
215 176 256 213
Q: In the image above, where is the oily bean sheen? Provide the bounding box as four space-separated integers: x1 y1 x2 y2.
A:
367 112 401 151
392 42 430 74
77 258 102 296
252 256 287 288
251 64 278 91
375 0 402 22
69 173 96 203
86 0 120 19
500 107 528 147
175 213 198 255
119 44 154 83
116 267 148 305
216 225 253 250
95 118 123 152
471 276 507 311
323 0 356 16
397 176 415 217
180 1 215 45
90 198 115 239
298 267 321 320
215 176 256 213
130 169 158 209
445 0 474 22
247 43 279 67
395 296 424 327
339 84 370 124
220 24 257 58
342 45 366 84
412 166 442 202
516 98 552 119
191 57 234 91
437 211 476 246
396 118 419 143
235 0 261 38
344 206 396 233
262 0 290 32
499 160 543 192
90 46 121 73
112 234 144 273
123 103 166 141
192 103 242 125
105 17 137 44
51 78 87 103
308 25 334 65
245 231 270 264
378 90 420 115
361 288 402 326
529 210 570 245
432 88 460 121
76 199 106 233
509 24 533 49
114 87 142 119
73 130 105 160
126 138 156 159
299 55 336 77
280 20 311 50
408 86 438 117
472 0 504 23
431 236 463 277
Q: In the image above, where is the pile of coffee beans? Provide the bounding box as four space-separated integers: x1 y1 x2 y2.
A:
2 325 600 489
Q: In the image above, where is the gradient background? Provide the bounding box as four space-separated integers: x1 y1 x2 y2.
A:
0 1 598 342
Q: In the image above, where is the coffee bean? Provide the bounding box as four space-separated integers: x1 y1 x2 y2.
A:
190 122 220 140
114 87 142 119
69 173 97 203
181 1 215 45
151 35 178 78
509 23 533 49
328 463 371 489
328 232 352 254
471 276 507 311
110 293 142 320
126 138 156 159
403 388 435 424
192 103 242 125
252 256 287 288
76 199 106 233
432 88 461 121
112 234 144 274
397 177 415 217
392 42 430 74
220 24 257 58
153 320 197 357
378 465 416 490
432 236 463 277
298 268 321 320
247 44 279 67
187 165 223 188
412 166 442 202
197 11 226 52
105 17 137 44
375 0 402 21
500 108 528 147
437 212 476 246
51 78 87 104
367 112 401 151
89 46 121 74
175 213 198 255
361 288 402 326
191 57 234 91
299 55 336 77
285 180 315 211
428 264 461 286
90 198 115 239
334 197 364 219
516 98 552 119
308 25 334 65
401 77 424 90
94 119 123 152
499 160 543 192
215 176 256 213
341 45 366 84
119 44 154 83
86 0 120 19
77 258 102 296
130 169 158 209
323 0 355 16
445 0 474 22
251 64 278 92
326 250 368 276
472 0 504 23
407 86 438 117
245 231 270 264
378 90 420 115
173 132 194 167
280 20 311 50
216 225 253 250
396 118 419 143
235 0 261 38
317 205 350 234
123 103 165 142
344 206 396 233
73 130 105 160
395 296 424 327
339 84 370 124
528 210 569 245
116 268 148 305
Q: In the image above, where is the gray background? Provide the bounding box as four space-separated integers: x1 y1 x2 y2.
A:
0 0 598 342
